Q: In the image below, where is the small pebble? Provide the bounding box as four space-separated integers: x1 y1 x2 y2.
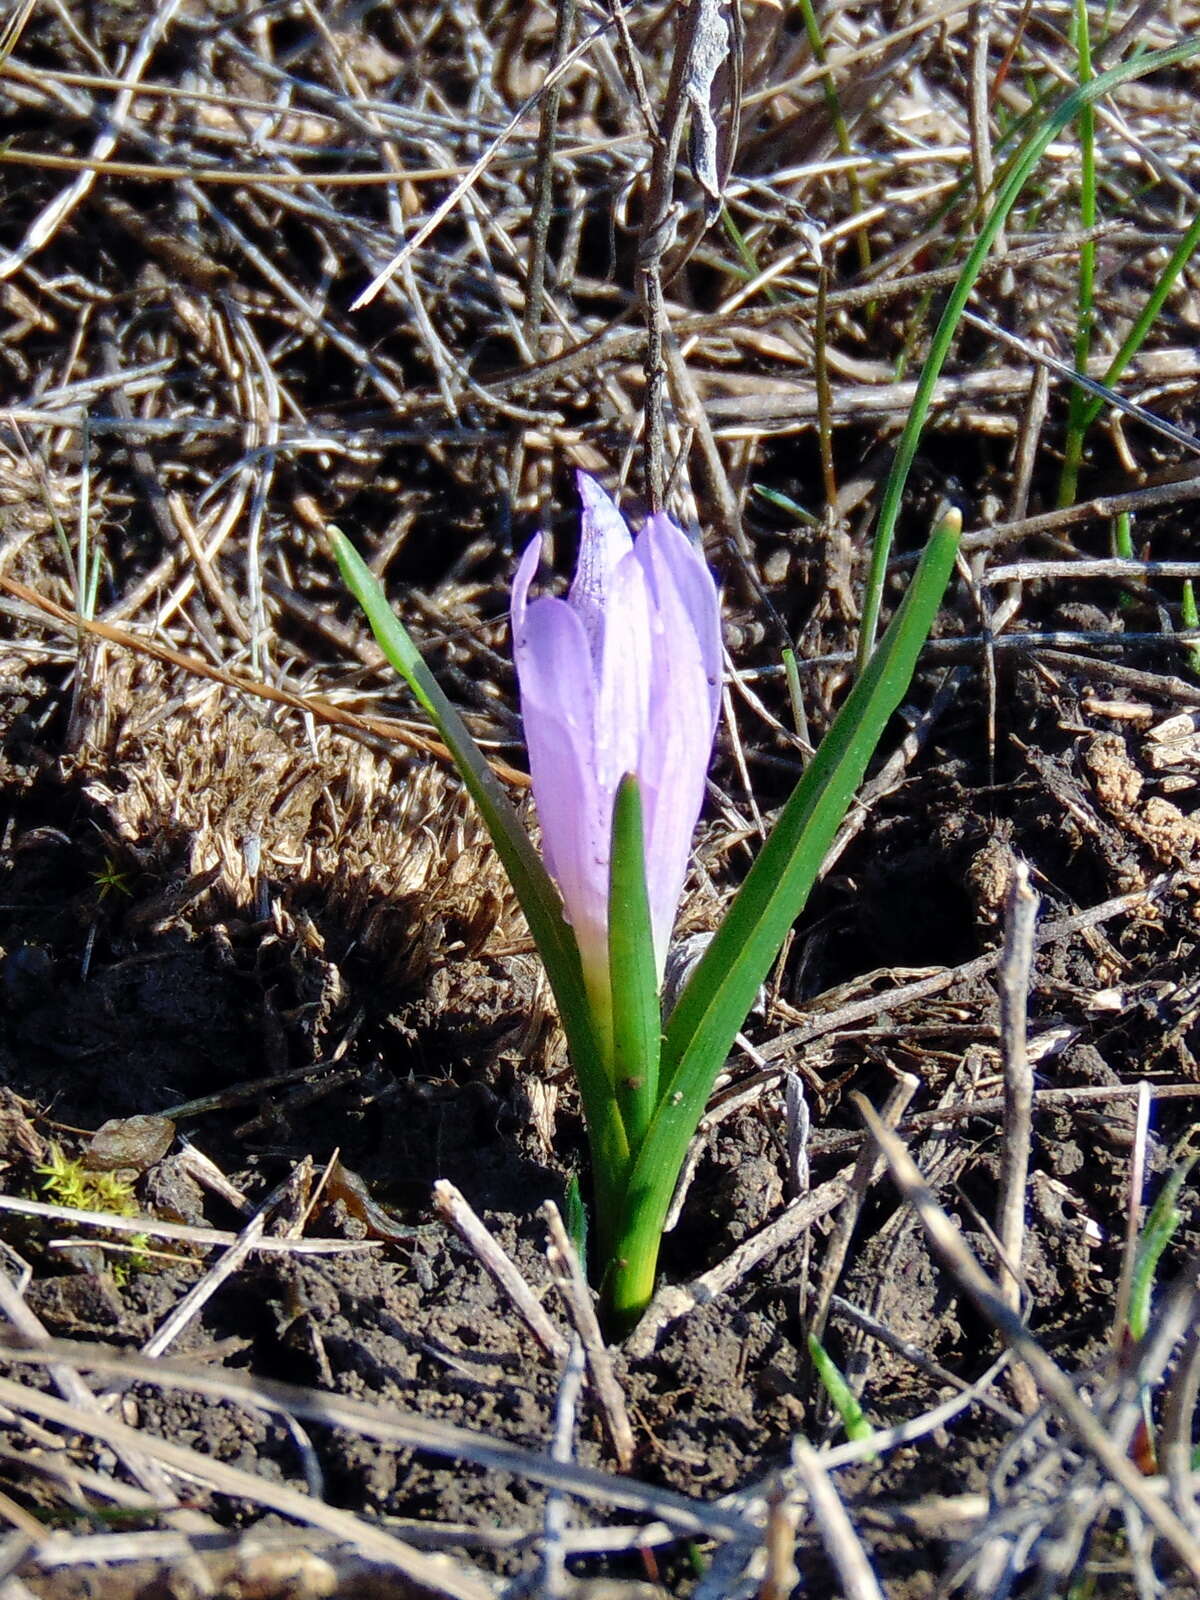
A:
84 1114 175 1173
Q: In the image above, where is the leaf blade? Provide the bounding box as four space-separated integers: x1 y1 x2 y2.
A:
608 775 662 1152
329 530 630 1209
610 514 961 1303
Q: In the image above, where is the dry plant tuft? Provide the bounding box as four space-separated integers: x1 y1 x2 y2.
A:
2 0 1200 1596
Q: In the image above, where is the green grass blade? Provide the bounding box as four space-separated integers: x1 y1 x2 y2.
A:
1112 513 1134 562
607 775 661 1151
605 512 960 1323
564 1173 588 1276
329 530 630 1215
1079 203 1200 437
857 34 1200 673
751 483 820 528
808 1333 876 1451
1181 581 1200 676
661 513 959 1090
719 205 784 307
1128 1151 1197 1343
782 646 805 743
1057 0 1097 507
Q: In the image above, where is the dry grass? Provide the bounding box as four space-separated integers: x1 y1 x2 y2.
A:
2 0 1200 1596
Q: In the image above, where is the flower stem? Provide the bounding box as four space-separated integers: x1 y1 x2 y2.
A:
603 1173 668 1334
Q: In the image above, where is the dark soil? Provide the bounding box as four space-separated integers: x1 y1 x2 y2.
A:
2 3 1200 1597
4 568 1200 1597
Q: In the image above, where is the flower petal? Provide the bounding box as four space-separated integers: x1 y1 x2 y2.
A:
633 517 722 971
511 487 722 993
638 512 723 729
593 549 652 797
569 473 634 661
511 531 543 640
511 589 608 961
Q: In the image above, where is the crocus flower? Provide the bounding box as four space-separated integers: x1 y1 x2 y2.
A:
511 473 721 1020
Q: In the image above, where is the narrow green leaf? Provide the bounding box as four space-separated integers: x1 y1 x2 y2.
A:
564 1174 588 1277
1129 1152 1197 1343
1181 581 1200 675
858 34 1200 671
751 483 820 528
664 514 959 1092
808 1333 876 1451
1057 0 1097 507
608 775 661 1152
607 513 960 1318
1112 513 1138 616
782 646 805 744
328 530 630 1223
1080 203 1200 437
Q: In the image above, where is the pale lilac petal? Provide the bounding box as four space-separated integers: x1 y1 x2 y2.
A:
511 480 722 991
511 531 543 640
640 635 712 968
628 516 722 967
569 473 634 659
638 513 723 730
511 592 608 953
593 550 652 796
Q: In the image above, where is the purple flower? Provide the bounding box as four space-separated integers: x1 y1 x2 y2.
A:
511 473 721 1002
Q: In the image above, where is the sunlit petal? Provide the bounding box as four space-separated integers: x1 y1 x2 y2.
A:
512 475 721 995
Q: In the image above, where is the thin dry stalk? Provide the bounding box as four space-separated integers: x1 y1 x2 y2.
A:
127 1159 318 1368
539 1337 586 1598
757 1478 799 1600
0 1338 749 1540
433 1180 568 1361
1161 1323 1200 1525
761 871 1182 1071
0 0 189 280
968 2 1004 258
808 1073 919 1346
855 1099 1200 1582
541 1201 636 1471
0 1271 200 1521
0 571 530 784
995 857 1039 1419
524 0 578 358
789 1441 885 1600
0 1372 494 1600
830 1295 1022 1425
0 1194 371 1257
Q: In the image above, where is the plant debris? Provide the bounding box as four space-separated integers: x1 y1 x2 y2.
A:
2 1 1200 1596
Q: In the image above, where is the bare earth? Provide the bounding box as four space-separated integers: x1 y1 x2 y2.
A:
1 2 1200 1596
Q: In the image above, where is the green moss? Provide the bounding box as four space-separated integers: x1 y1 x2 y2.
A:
35 1144 149 1280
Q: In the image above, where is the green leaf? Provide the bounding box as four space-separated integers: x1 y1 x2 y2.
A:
808 1332 876 1452
564 1173 589 1277
1181 581 1200 676
1128 1151 1198 1344
608 775 662 1151
606 512 960 1323
782 646 806 742
751 484 820 528
1057 0 1098 507
328 530 630 1226
857 33 1200 671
